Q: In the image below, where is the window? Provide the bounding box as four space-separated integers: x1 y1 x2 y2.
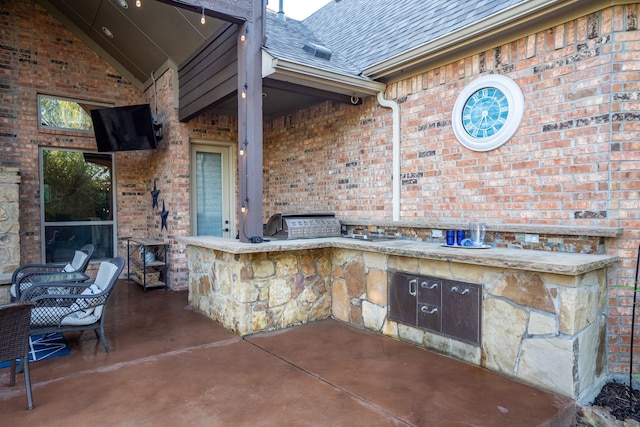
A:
40 148 116 262
38 95 109 132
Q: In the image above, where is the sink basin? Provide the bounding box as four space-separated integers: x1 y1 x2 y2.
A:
342 234 398 242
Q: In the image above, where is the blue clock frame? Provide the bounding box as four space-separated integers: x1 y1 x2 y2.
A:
452 75 524 152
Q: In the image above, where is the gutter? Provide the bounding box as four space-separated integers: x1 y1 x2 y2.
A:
376 92 400 222
263 51 386 97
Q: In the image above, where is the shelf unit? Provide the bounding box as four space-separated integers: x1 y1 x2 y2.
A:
127 238 168 292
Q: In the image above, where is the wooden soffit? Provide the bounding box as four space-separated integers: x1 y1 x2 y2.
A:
155 0 253 24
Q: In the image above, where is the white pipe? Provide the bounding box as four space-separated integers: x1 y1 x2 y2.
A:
376 92 400 221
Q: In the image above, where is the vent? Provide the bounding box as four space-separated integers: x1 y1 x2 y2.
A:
302 42 332 60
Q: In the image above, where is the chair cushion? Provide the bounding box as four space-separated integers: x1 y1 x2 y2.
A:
30 284 104 327
94 261 118 291
60 311 99 326
69 284 103 317
69 250 88 271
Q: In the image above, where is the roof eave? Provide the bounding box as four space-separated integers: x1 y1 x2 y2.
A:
262 50 386 98
364 0 625 81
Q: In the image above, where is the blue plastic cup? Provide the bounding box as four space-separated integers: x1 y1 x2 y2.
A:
446 230 455 246
456 230 465 246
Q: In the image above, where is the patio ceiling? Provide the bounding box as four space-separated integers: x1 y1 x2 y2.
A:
36 0 356 119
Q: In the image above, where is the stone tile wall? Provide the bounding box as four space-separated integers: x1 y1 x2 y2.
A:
0 167 20 303
187 246 332 335
187 241 608 400
330 248 608 401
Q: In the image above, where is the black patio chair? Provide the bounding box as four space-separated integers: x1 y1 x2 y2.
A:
0 301 35 410
21 257 124 353
10 244 95 302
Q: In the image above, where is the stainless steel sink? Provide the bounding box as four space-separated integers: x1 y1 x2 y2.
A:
342 234 398 242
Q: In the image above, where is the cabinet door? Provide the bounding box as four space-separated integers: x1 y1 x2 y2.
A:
441 282 481 345
418 277 441 305
417 278 441 331
388 271 417 325
418 303 441 331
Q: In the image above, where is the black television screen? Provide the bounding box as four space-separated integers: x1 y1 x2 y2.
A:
91 104 158 152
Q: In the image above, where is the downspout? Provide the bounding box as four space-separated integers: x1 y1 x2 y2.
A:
377 92 400 221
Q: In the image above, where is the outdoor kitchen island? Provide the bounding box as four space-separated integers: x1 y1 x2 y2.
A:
181 235 618 401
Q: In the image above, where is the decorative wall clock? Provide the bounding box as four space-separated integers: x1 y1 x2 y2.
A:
452 74 524 152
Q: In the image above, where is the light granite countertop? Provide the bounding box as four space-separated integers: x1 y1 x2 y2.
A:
179 236 618 276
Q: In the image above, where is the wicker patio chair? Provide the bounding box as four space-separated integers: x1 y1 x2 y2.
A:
10 244 95 302
0 301 35 410
21 257 124 353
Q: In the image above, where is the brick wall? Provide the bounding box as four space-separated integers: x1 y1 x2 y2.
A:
0 0 237 290
0 0 141 265
262 5 640 374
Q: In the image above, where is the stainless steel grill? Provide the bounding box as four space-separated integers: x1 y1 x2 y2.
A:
265 213 341 239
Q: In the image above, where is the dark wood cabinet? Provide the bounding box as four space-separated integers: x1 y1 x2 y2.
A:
388 271 481 346
388 271 417 325
441 281 481 344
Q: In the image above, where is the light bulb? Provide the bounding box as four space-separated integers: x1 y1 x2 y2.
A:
241 91 246 99
240 34 246 42
136 0 141 7
201 7 205 24
241 204 247 213
239 148 245 156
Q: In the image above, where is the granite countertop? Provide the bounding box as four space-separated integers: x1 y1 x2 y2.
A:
179 236 619 276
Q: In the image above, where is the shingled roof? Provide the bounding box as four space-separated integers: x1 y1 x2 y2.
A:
264 12 363 78
263 0 530 83
303 0 527 73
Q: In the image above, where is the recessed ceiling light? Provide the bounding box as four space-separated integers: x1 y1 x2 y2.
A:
102 26 114 38
117 0 129 8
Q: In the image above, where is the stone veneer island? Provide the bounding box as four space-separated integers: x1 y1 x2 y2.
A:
180 235 617 402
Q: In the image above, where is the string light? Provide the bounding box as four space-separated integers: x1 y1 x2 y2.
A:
201 6 206 24
241 198 248 213
241 83 248 99
240 27 248 42
240 139 248 156
135 0 141 7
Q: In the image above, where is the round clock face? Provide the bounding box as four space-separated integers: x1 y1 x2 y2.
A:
452 75 524 152
462 87 508 138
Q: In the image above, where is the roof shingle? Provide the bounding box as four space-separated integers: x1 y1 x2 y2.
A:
302 0 526 73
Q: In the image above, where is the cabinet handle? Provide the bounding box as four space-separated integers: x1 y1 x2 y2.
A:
420 306 438 314
450 286 470 295
409 278 417 296
421 281 438 290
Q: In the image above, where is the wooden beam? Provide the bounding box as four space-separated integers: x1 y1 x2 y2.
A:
237 1 264 243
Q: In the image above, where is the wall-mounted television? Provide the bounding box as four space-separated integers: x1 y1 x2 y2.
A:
91 104 159 152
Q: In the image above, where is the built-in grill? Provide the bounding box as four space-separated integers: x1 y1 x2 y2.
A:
265 213 342 239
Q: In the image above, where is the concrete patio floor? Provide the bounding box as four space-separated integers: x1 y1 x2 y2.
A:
1 280 575 426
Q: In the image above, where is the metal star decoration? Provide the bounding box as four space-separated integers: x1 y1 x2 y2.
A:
151 179 160 209
160 200 169 231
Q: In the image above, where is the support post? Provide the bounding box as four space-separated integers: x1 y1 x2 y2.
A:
237 1 265 243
